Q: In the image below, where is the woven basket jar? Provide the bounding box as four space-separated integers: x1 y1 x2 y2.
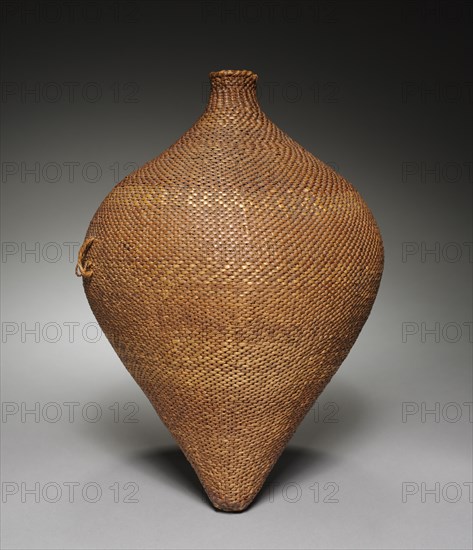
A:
76 69 384 512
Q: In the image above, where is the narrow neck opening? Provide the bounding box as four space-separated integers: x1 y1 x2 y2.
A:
206 70 260 112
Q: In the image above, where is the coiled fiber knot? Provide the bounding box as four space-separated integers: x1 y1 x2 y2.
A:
75 237 95 278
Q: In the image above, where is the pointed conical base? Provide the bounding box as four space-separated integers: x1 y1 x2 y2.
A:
144 375 324 512
184 442 286 512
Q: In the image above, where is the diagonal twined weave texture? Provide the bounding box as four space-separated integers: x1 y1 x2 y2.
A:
77 69 384 512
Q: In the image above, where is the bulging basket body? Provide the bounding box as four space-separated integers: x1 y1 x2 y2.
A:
77 70 384 511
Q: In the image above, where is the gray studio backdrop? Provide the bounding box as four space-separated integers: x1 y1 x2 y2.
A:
1 1 472 549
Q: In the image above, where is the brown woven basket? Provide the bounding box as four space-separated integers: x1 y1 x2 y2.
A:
76 69 384 512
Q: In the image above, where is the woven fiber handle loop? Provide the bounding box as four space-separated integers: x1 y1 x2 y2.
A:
75 237 95 278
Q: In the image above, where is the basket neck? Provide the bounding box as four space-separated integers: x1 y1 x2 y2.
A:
206 70 261 113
